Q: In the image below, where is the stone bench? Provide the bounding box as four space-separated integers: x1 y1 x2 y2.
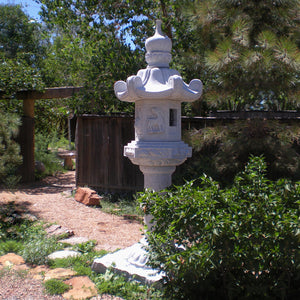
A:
57 151 76 170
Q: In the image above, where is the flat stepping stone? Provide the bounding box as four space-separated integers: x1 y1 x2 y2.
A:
60 236 90 245
44 267 77 281
45 224 74 238
48 250 81 260
0 253 25 266
63 276 98 299
30 265 50 280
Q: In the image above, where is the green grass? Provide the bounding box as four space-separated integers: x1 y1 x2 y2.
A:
44 278 70 295
99 196 143 222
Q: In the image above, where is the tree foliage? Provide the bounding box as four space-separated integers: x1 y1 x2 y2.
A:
178 120 300 185
185 0 300 111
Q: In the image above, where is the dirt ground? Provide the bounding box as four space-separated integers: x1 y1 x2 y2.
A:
0 171 143 252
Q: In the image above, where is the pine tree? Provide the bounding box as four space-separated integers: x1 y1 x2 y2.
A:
190 0 300 111
0 112 22 188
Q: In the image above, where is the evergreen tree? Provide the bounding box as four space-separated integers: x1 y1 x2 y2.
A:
188 0 300 111
0 112 22 187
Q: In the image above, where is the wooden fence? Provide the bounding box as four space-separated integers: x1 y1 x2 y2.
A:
76 112 299 192
76 115 143 192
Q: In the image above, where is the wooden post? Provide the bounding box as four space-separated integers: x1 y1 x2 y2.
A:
23 99 35 118
21 99 35 182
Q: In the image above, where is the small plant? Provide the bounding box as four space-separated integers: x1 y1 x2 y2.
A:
0 201 35 241
48 248 107 277
44 278 70 295
139 156 299 300
21 236 63 265
72 240 97 254
100 194 142 221
0 240 24 255
93 270 165 300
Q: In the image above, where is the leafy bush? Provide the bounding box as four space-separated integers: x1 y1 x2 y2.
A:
35 133 64 178
139 156 299 300
21 236 63 265
176 121 300 186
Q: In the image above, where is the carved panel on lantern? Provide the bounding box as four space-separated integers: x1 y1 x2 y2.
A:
146 107 165 134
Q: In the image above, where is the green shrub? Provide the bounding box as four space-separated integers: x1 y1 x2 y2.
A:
34 133 64 178
21 236 63 265
44 278 70 295
139 156 299 300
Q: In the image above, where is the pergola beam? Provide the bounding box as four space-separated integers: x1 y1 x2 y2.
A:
0 86 83 101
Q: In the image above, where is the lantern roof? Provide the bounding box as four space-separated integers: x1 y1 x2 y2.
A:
114 20 203 102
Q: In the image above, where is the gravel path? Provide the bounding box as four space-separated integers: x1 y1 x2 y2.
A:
0 171 142 299
0 171 143 251
0 269 63 300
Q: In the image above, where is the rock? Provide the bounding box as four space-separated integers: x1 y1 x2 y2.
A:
74 187 102 206
48 250 81 260
30 265 50 280
35 161 46 173
45 224 74 238
21 213 38 222
44 268 77 281
0 253 25 265
0 253 29 271
60 236 90 245
90 296 124 300
63 276 98 299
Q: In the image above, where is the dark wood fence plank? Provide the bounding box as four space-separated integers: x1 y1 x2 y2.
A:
76 115 144 192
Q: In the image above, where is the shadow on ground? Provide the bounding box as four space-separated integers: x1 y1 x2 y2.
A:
1 171 75 196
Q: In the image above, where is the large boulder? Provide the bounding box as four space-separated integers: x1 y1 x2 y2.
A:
74 187 102 206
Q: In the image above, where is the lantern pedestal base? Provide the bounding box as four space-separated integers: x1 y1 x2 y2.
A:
91 238 164 285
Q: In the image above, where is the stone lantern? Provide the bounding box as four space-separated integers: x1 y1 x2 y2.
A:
92 20 203 283
115 20 202 193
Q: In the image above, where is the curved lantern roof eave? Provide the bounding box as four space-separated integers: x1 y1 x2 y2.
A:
114 74 203 103
114 19 203 103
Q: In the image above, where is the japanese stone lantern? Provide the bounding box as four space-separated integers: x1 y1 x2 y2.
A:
92 20 203 284
114 20 202 195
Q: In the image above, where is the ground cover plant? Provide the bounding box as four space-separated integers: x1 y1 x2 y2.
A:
140 156 299 300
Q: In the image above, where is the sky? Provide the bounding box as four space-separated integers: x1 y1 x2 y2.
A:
1 0 42 21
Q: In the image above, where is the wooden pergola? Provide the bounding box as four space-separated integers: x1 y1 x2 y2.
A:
0 87 83 182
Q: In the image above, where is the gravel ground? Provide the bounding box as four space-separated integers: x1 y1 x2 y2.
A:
0 269 63 300
0 171 136 299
